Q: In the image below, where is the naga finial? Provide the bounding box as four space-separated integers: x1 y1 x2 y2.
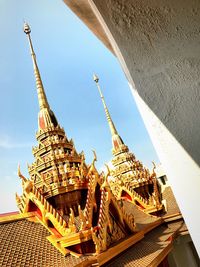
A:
105 164 110 177
15 193 21 204
152 161 156 172
92 149 97 165
87 150 97 177
101 164 110 189
18 164 27 182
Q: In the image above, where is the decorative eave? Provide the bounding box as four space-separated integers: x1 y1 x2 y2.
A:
32 139 73 157
112 144 129 156
35 125 66 140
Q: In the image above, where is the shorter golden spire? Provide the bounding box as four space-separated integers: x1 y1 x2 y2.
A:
93 74 118 137
24 22 50 110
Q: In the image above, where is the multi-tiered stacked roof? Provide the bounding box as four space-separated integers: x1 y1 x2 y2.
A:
15 23 135 257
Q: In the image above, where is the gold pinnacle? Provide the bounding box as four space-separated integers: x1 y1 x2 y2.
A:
24 22 50 110
93 74 118 137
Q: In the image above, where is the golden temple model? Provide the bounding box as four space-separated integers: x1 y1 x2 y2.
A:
15 23 136 257
93 74 163 215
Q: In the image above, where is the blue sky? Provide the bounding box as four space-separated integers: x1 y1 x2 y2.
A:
0 0 159 213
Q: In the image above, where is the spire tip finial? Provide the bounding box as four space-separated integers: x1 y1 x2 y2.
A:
93 74 99 83
23 22 31 34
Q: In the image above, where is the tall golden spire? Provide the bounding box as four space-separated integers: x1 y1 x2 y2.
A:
93 74 118 136
24 22 58 129
23 22 49 110
93 74 125 153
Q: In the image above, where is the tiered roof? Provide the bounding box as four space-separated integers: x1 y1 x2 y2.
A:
14 23 136 258
0 186 186 266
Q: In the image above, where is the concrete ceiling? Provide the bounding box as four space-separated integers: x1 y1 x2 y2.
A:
63 0 114 54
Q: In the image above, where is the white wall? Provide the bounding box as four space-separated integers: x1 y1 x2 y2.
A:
89 0 200 256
